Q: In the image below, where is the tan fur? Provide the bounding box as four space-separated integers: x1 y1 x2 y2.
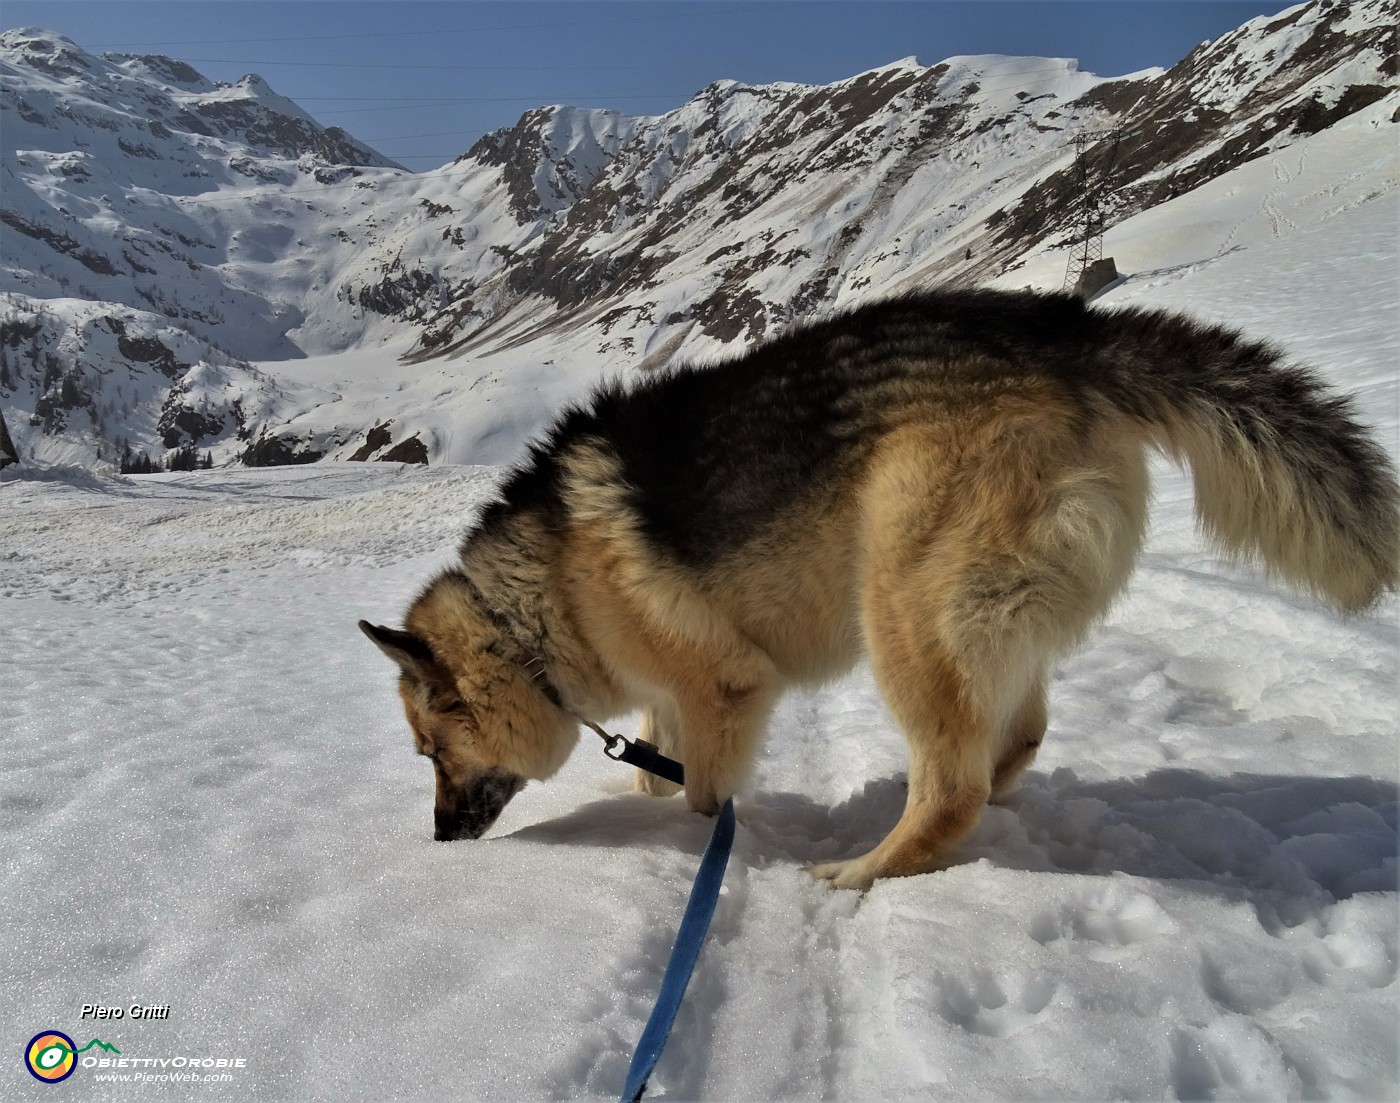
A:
1141 401 1384 612
365 345 1394 885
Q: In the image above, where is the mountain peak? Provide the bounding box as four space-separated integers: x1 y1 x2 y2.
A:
211 71 323 127
868 55 924 74
1 31 403 177
0 27 97 78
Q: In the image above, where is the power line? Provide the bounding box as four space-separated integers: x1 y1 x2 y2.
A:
359 130 502 143
171 57 689 73
162 164 475 205
293 92 690 103
306 95 687 117
294 70 1088 139
263 69 1094 126
84 10 716 49
260 66 1088 114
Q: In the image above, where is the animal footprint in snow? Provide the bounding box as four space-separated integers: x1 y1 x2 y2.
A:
1172 1019 1297 1102
1301 928 1397 990
1031 886 1177 960
934 970 1056 1037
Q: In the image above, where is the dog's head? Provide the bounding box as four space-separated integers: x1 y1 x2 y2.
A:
359 604 575 841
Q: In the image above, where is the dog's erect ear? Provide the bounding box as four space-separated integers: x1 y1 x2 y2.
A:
359 620 435 675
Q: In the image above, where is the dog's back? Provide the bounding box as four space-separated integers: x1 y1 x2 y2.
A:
482 288 1396 610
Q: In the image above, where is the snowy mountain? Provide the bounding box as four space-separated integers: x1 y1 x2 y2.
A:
1 0 1395 469
423 0 1394 362
2 9 1398 1095
0 27 400 353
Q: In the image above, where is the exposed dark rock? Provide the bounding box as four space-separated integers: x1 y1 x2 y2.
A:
158 404 223 448
239 433 324 467
0 316 43 350
115 53 207 87
380 435 428 464
355 263 441 319
0 206 123 275
348 421 393 461
0 408 19 468
105 318 186 377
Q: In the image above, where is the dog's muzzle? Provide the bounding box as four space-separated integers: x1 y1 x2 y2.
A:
435 768 526 841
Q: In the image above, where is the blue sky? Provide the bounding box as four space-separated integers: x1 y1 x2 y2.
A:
4 2 1297 171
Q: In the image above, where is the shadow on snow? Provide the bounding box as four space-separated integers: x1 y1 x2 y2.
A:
507 768 1395 922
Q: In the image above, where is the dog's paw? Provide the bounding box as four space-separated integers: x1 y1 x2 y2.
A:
633 768 682 798
685 787 723 817
807 859 875 892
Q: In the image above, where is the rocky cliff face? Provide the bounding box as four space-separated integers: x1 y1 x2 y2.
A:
1 0 1395 469
410 0 1394 361
993 0 1396 255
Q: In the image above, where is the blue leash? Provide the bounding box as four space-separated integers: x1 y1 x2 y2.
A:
621 797 735 1103
594 732 735 1103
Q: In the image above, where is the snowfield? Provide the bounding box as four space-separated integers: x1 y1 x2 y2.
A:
4 201 1398 1100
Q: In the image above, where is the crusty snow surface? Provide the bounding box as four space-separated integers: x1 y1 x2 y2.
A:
3 208 1398 1098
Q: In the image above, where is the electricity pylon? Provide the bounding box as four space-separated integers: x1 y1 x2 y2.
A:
1061 127 1125 296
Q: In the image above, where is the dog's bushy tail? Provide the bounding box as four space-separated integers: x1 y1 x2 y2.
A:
1092 305 1398 613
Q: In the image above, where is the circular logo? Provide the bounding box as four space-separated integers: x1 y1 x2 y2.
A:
25 1031 77 1083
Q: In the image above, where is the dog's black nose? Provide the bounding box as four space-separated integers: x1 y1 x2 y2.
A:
433 815 461 841
434 817 479 841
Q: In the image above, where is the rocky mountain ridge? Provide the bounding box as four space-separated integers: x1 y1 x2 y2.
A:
0 0 1395 469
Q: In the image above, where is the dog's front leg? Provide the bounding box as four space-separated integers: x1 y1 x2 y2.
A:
633 702 684 797
677 679 776 817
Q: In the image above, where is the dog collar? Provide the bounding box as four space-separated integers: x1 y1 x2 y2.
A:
520 654 564 709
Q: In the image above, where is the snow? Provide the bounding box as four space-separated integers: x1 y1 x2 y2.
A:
4 155 1398 1099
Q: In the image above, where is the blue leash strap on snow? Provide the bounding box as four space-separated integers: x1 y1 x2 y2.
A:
620 796 735 1103
582 724 735 1102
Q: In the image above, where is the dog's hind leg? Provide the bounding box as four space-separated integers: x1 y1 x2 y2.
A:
808 622 998 891
814 625 1061 889
634 701 684 797
811 416 1143 890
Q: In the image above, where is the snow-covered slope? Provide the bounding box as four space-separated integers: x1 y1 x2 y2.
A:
0 27 402 354
0 0 1395 471
0 295 309 468
2 176 1395 1102
192 85 1396 472
0 26 415 466
391 0 1394 373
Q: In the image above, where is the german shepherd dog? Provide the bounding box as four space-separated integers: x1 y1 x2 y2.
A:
361 289 1397 889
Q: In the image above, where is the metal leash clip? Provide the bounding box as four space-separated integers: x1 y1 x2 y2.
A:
582 718 626 758
582 720 686 788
